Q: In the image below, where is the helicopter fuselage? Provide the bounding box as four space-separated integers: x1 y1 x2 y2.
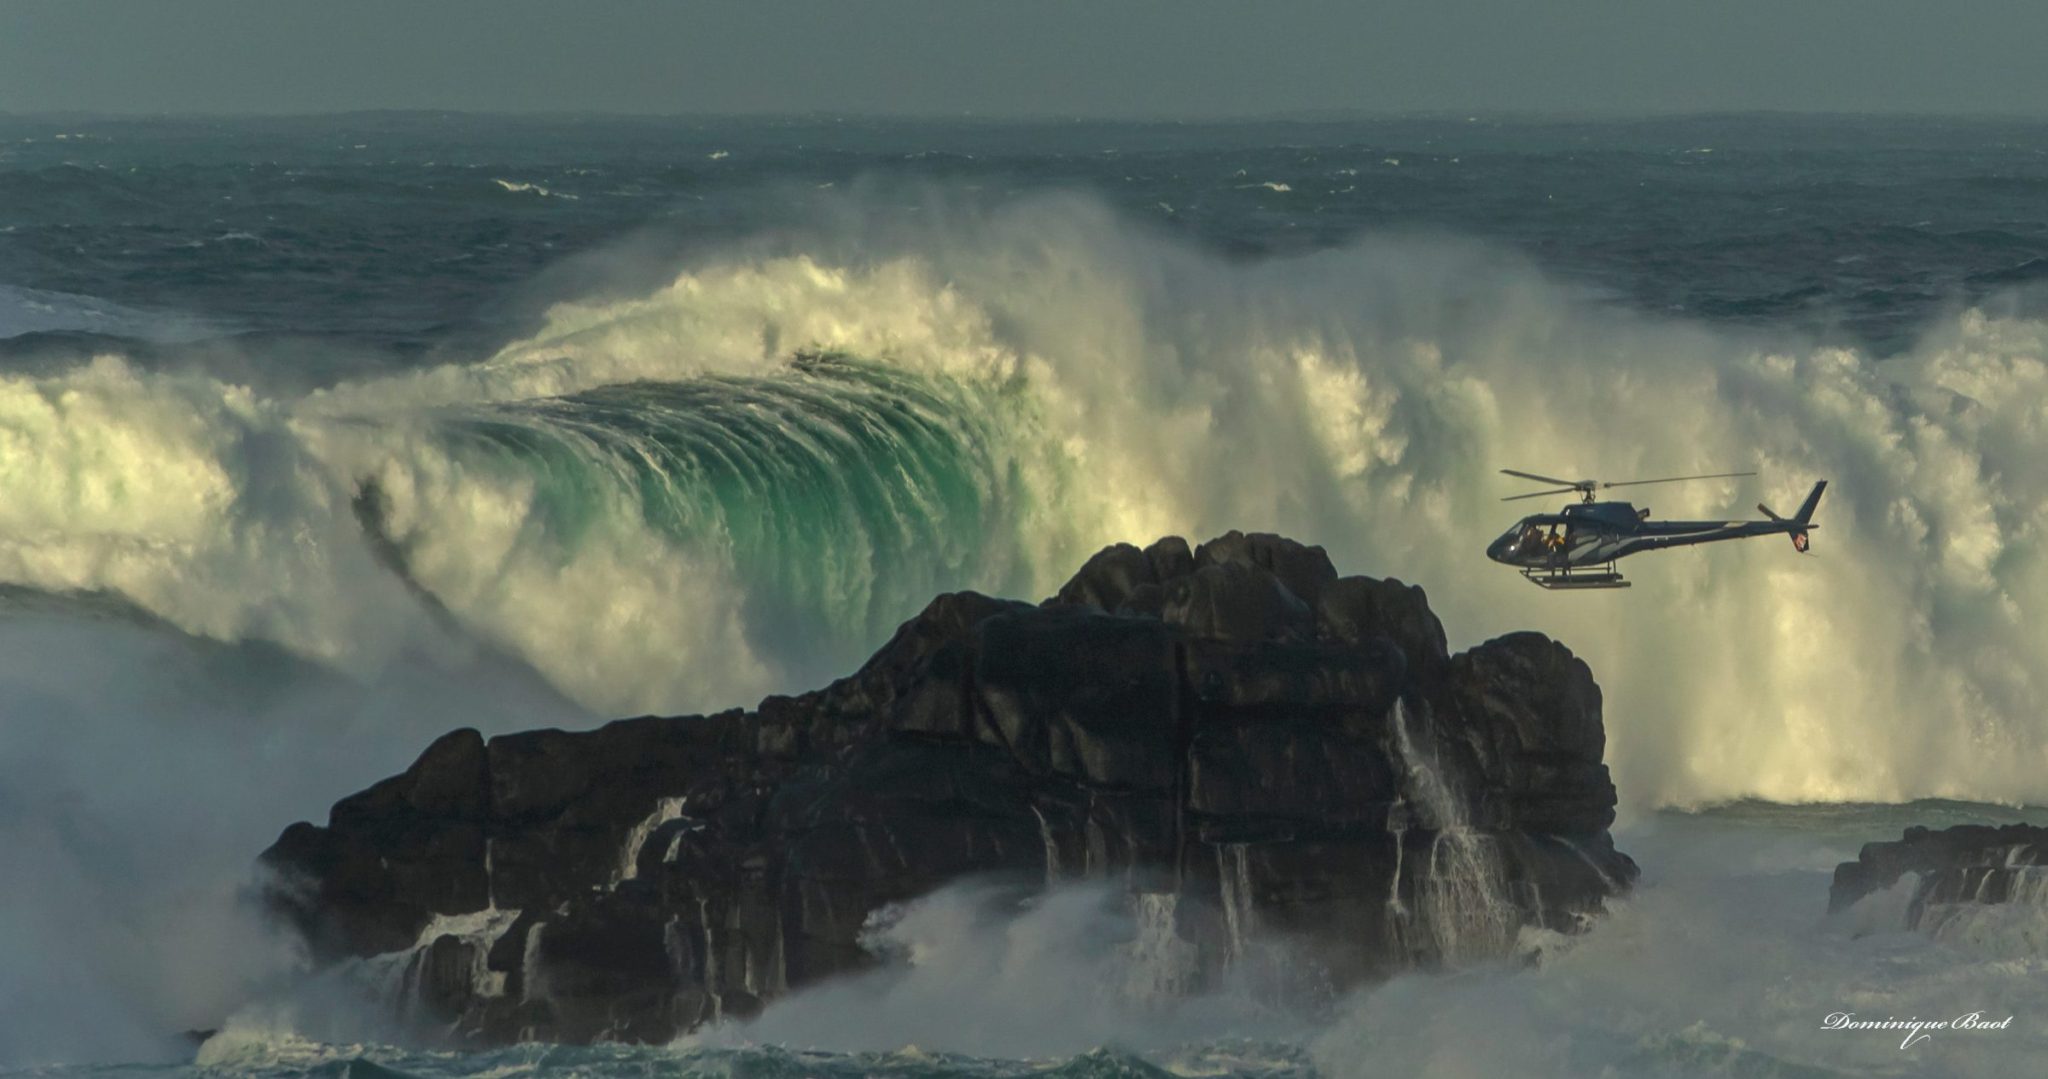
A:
1485 500 1807 569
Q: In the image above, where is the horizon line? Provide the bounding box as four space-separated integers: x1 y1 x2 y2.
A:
6 106 2048 126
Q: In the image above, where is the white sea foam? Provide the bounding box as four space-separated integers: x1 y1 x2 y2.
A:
493 178 577 199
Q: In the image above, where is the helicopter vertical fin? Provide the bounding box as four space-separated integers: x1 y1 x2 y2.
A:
1769 481 1825 552
1758 481 1825 551
1792 480 1827 527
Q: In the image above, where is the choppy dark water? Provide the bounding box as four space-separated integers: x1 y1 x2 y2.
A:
5 113 2046 355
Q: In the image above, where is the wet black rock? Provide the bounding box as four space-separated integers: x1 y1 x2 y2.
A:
259 530 1636 1046
1828 822 2048 925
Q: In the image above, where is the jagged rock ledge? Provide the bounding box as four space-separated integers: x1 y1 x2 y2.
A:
260 531 1637 1045
1829 823 2048 930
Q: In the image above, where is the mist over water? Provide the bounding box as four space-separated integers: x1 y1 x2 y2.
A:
0 611 582 1062
692 882 1303 1058
1310 804 2048 1079
6 115 2048 1073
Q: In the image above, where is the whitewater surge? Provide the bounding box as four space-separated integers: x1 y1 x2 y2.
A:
687 803 2048 1078
3 195 2046 807
691 882 1310 1058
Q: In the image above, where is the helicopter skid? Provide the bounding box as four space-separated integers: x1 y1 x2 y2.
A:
1521 566 1631 590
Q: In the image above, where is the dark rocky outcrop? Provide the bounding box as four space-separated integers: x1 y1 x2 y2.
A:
259 531 1636 1045
1829 823 2048 928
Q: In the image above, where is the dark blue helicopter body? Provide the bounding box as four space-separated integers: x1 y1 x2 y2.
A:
1487 471 1826 589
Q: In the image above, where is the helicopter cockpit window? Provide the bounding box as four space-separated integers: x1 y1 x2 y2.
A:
1496 519 1573 563
1501 522 1547 558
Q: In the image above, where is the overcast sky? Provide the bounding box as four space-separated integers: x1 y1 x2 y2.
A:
3 0 2044 118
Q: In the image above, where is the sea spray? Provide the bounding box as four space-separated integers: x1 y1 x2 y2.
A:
615 796 688 885
1123 893 1202 1003
1919 867 2048 954
1032 804 1064 883
1313 804 2048 1079
1218 844 1255 967
0 612 577 1065
520 922 549 1005
1910 846 2048 954
704 881 1296 1056
1386 698 1517 965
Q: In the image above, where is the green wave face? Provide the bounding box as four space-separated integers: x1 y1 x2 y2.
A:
427 354 1040 693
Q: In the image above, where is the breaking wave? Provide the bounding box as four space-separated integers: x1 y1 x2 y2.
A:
4 193 2047 807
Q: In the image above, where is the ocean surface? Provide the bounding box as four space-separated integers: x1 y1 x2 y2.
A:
4 113 2048 1077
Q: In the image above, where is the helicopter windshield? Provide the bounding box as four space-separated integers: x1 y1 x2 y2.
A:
1491 516 1569 565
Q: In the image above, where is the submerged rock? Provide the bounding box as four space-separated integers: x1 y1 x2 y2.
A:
1829 823 2048 930
259 530 1636 1045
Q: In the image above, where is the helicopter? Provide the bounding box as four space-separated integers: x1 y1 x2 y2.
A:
1486 469 1827 589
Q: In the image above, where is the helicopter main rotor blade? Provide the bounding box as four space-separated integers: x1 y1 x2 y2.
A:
1500 468 1586 487
1501 486 1584 502
1598 470 1757 492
